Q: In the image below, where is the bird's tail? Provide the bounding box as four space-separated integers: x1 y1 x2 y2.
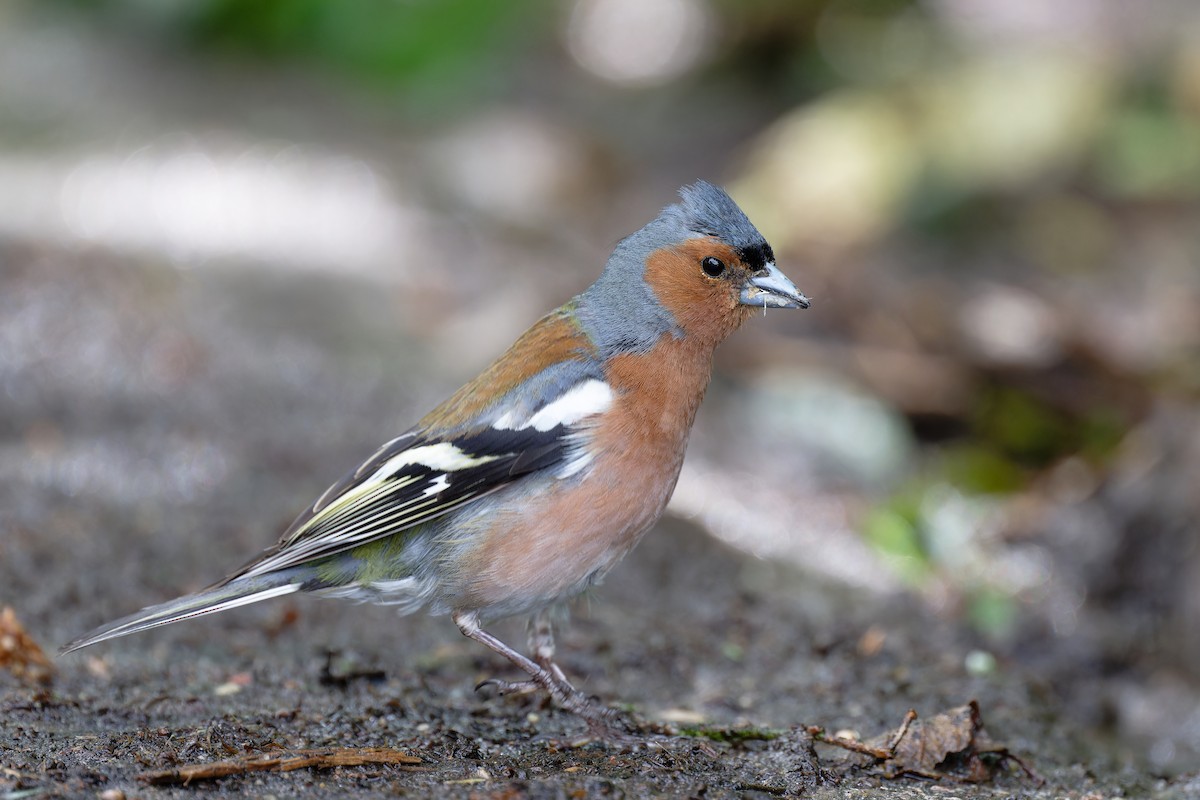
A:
59 573 303 655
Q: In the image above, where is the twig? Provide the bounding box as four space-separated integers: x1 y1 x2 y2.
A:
138 746 422 786
883 709 918 754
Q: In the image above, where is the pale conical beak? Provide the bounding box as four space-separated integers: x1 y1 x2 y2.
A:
738 262 810 309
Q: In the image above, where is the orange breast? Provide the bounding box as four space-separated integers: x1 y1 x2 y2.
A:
452 332 718 615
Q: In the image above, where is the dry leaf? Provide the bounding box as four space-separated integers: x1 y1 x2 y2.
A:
0 606 54 685
813 700 1040 784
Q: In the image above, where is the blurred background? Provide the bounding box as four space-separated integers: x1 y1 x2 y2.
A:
1 0 1198 777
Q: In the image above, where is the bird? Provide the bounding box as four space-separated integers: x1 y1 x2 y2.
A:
61 181 809 731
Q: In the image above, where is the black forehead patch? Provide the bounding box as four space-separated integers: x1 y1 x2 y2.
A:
738 242 774 271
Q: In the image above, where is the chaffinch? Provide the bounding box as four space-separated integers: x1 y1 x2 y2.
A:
62 181 809 728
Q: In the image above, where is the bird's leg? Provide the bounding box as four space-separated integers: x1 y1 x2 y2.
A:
468 609 569 698
453 610 621 726
528 608 577 697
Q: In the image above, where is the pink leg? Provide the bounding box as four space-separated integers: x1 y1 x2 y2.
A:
453 610 624 726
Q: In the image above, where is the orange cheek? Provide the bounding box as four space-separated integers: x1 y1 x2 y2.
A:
644 239 748 343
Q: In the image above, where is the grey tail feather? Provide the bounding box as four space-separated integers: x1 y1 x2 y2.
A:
58 574 303 656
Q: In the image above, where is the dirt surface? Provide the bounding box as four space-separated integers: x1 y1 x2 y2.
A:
0 244 1189 799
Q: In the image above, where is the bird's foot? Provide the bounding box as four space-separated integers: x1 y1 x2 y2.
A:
473 672 646 744
473 673 604 715
554 687 624 724
455 611 650 746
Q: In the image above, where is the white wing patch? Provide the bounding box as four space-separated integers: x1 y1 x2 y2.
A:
368 442 503 483
422 474 450 497
494 379 614 432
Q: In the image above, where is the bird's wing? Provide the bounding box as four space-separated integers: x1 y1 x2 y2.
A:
232 371 613 579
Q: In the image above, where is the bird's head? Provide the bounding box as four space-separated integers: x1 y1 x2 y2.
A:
581 181 809 354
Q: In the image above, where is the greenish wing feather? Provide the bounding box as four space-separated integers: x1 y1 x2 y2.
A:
233 425 570 579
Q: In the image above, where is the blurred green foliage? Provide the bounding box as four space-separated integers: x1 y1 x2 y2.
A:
865 482 1021 641
973 386 1126 469
864 500 931 586
1098 99 1200 197
184 0 542 85
937 446 1026 496
967 586 1018 640
46 0 554 109
864 381 1129 640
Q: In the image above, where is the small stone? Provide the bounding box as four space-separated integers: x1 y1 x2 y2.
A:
965 649 997 677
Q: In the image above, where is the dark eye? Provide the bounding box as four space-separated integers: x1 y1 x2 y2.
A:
701 256 725 277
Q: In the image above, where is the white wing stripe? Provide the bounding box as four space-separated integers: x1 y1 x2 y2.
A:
353 432 418 479
422 474 450 496
369 443 502 483
494 379 614 432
